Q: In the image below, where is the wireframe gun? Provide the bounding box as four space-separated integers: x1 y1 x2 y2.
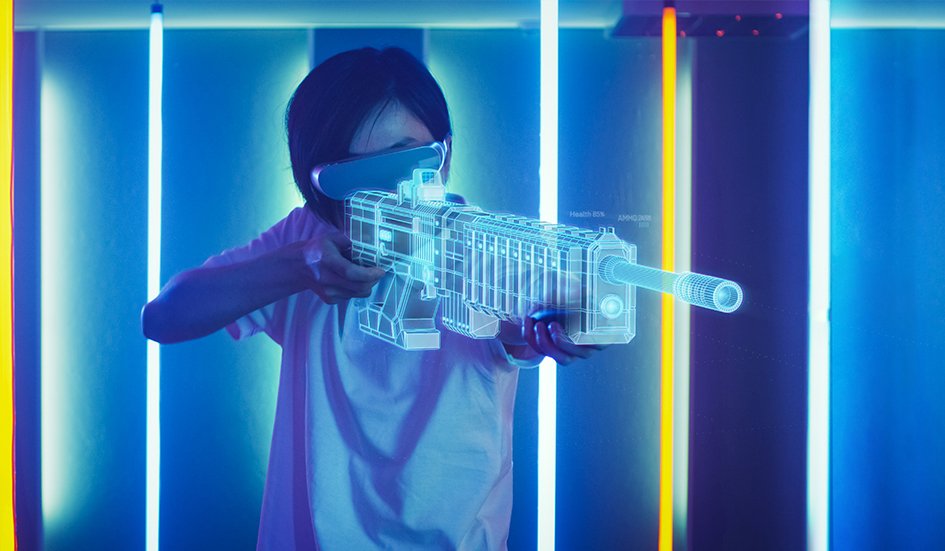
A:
345 168 742 351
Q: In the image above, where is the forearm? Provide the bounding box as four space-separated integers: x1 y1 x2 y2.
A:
142 250 302 344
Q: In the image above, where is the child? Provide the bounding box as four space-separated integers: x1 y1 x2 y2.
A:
142 47 602 550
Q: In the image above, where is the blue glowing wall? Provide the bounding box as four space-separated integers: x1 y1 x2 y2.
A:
688 36 810 550
159 29 308 549
39 30 149 550
26 28 310 550
831 29 945 550
18 14 945 551
555 29 662 549
15 23 807 551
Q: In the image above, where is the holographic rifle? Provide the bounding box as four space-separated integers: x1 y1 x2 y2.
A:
340 168 743 351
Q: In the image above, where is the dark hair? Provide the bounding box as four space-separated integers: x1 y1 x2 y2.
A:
286 47 452 226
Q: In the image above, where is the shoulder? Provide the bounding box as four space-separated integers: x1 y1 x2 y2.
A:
279 205 333 241
201 206 327 269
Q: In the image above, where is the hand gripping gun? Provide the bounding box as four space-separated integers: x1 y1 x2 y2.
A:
343 168 743 351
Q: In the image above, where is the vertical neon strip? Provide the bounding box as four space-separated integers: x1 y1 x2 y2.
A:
659 6 676 551
539 1 558 225
808 1 830 550
147 5 163 551
672 39 692 550
538 0 558 550
0 1 15 548
40 38 67 531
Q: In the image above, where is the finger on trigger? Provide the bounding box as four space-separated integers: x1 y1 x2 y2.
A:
341 261 386 283
325 230 352 250
319 253 360 282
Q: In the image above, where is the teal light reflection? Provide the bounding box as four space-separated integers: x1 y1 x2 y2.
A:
39 72 73 533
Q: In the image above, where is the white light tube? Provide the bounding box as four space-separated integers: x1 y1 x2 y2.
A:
673 40 693 546
147 5 163 551
538 1 558 550
808 1 830 550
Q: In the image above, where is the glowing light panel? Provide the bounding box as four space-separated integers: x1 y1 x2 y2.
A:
147 5 164 551
40 70 71 536
673 38 693 546
808 0 830 550
538 0 558 549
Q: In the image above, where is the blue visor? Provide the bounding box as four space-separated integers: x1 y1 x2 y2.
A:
310 141 447 200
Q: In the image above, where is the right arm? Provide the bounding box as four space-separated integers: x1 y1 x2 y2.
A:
141 230 385 344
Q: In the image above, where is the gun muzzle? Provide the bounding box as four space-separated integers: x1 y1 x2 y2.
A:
598 256 743 313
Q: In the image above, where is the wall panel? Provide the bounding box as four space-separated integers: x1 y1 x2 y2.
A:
556 29 662 550
831 29 945 551
689 36 809 551
159 29 309 550
40 30 149 550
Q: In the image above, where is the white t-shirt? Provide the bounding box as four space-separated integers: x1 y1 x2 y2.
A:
203 206 537 550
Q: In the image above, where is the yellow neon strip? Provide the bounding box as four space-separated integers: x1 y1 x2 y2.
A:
659 7 676 551
0 0 16 547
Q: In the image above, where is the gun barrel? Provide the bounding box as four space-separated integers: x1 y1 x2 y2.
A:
599 256 743 313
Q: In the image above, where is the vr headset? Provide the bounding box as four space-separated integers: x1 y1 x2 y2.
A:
310 140 448 201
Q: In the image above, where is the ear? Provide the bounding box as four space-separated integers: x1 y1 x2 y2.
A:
440 135 452 184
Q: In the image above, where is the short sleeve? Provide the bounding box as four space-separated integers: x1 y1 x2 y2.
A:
201 206 315 343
